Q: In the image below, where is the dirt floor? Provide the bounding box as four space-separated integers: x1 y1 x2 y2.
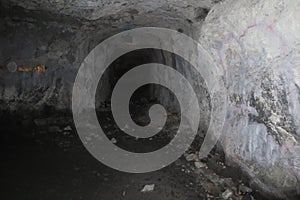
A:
0 105 266 200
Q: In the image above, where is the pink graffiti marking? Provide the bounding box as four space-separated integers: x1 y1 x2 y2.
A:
217 22 289 72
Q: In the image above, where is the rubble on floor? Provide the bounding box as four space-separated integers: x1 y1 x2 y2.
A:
26 114 258 199
2 106 260 199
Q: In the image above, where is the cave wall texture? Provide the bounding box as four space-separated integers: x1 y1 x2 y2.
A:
0 0 213 112
201 0 300 198
0 0 299 198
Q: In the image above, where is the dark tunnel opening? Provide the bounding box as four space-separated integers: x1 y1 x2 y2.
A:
95 48 211 153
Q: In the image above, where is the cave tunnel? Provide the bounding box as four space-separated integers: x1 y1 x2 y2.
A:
0 0 299 199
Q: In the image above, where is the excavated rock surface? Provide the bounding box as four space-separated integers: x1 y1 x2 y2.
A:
200 0 300 198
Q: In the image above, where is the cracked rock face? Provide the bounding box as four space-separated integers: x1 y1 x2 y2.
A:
201 0 300 198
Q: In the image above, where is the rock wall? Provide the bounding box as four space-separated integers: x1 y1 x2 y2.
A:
0 0 214 112
1 0 299 198
200 0 300 198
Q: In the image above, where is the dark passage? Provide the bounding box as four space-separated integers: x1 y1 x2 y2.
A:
0 48 264 199
0 1 273 199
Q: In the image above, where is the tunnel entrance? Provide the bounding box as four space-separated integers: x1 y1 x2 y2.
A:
95 48 211 153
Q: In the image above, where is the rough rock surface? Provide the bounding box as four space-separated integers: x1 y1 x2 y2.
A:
200 0 300 198
0 0 217 112
1 0 300 199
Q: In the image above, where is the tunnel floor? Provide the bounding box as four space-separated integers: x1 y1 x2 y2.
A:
0 104 264 200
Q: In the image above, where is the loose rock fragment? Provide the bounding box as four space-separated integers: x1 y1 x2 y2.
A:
111 138 117 144
220 178 234 188
194 161 207 168
64 125 72 131
239 185 252 193
185 153 198 162
222 189 233 199
141 184 155 192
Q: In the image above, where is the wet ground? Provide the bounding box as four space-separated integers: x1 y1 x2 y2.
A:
0 105 264 200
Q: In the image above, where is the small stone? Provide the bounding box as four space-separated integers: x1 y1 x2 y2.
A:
222 189 233 200
141 184 155 192
111 138 117 144
239 185 252 193
185 153 198 162
194 161 207 168
64 125 72 131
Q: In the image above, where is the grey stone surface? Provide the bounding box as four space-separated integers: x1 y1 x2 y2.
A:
0 0 216 114
221 189 233 199
201 0 300 198
239 184 252 193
